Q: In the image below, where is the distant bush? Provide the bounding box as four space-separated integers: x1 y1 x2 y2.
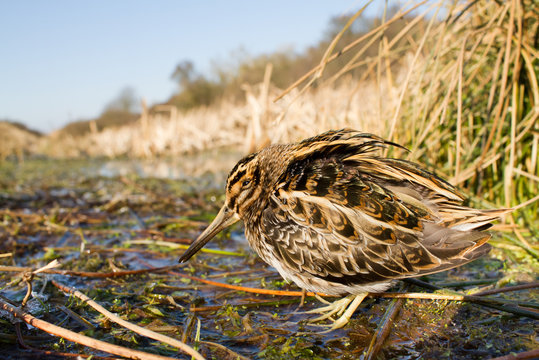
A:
167 62 225 110
166 9 419 109
58 110 139 137
57 87 140 137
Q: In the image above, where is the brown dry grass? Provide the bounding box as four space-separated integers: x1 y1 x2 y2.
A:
15 0 539 214
0 122 42 161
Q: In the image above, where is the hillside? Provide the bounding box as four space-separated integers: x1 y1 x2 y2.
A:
0 121 42 160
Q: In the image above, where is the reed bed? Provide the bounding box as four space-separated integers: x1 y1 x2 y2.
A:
40 0 537 214
40 73 395 158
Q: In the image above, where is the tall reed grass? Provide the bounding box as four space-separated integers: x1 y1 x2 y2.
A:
40 0 537 225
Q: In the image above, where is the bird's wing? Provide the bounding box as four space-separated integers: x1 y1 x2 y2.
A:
287 129 506 228
259 151 492 286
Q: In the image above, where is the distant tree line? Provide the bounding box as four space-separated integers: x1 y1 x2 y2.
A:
60 7 416 136
59 87 140 137
166 7 414 110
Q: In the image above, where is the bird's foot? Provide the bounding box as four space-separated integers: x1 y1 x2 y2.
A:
305 295 353 321
304 293 367 332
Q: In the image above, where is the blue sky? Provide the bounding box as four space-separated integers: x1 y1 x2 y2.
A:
0 1 385 133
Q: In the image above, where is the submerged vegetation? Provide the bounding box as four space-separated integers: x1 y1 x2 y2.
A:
0 158 537 359
1 0 538 359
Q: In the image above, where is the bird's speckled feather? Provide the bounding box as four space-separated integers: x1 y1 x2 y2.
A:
179 129 508 296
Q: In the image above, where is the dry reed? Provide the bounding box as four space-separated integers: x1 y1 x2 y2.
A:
32 0 538 218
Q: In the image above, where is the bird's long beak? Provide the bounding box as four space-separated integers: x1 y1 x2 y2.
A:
178 205 240 263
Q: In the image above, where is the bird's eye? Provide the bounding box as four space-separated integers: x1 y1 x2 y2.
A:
242 180 251 187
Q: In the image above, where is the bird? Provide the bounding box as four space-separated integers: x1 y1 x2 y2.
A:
178 129 508 330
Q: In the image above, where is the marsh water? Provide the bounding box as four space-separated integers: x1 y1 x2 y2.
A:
0 156 537 359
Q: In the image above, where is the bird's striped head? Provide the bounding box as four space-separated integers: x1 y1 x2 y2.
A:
178 151 265 263
224 152 265 219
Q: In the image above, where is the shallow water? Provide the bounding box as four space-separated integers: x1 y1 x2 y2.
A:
98 149 241 180
0 157 537 359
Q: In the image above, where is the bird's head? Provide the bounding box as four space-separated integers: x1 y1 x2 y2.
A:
178 151 270 263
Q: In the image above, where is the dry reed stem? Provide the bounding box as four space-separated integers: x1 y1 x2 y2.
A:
512 169 539 183
364 295 405 360
51 280 204 360
171 272 539 316
323 0 431 87
455 36 466 181
273 0 428 102
489 349 539 360
317 0 373 78
479 0 515 165
0 298 181 360
511 194 539 211
169 270 321 297
387 1 442 144
474 281 539 297
0 264 182 278
275 1 375 119
199 341 249 360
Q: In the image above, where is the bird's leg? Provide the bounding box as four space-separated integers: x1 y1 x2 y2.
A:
325 293 367 331
305 293 368 331
291 289 308 313
299 289 307 308
305 295 354 322
314 293 331 305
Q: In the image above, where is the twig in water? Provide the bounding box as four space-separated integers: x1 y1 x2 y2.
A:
474 281 539 296
200 340 250 360
14 320 115 359
364 295 405 360
488 348 539 360
0 297 181 360
404 278 539 319
127 206 147 230
0 263 183 278
51 280 204 360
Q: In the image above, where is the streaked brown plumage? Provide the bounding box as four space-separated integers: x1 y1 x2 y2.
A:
179 129 508 329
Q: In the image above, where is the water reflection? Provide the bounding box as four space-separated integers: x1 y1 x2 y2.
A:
98 149 243 181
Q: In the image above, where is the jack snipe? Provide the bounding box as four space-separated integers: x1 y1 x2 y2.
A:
179 129 508 330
